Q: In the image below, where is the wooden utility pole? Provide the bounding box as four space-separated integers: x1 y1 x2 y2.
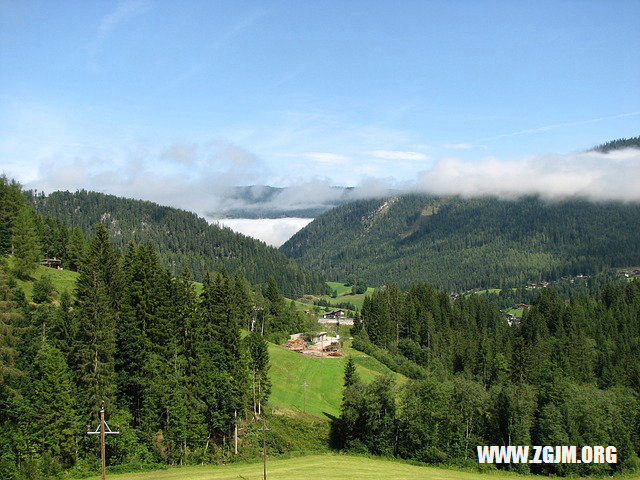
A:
260 419 270 480
234 410 238 455
302 379 307 413
87 401 119 480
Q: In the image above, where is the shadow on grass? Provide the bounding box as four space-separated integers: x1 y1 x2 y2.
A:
324 411 344 450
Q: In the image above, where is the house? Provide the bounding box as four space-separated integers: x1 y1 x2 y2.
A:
321 309 346 319
40 258 62 269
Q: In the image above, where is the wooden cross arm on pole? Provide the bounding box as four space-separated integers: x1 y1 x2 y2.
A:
86 420 119 435
86 401 119 480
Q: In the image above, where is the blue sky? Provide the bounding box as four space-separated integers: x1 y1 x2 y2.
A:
1 0 639 209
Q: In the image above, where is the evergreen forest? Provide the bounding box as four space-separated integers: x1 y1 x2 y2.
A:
336 280 640 475
26 189 326 297
0 177 303 479
281 194 640 291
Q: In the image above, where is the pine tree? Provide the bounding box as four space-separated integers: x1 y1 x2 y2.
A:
0 264 25 479
32 274 55 304
50 290 77 364
73 224 119 421
343 356 359 389
172 268 206 452
117 242 162 426
12 206 41 279
197 270 235 444
0 176 24 256
66 226 86 271
28 342 79 466
0 264 23 394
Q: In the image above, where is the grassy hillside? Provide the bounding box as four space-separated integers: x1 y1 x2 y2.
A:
6 258 78 301
268 341 397 418
281 195 640 291
297 281 375 312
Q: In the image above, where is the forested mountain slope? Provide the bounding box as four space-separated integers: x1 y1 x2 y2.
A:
27 190 325 296
280 195 640 291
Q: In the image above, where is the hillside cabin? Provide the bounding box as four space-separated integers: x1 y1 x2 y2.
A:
40 258 62 269
321 309 346 319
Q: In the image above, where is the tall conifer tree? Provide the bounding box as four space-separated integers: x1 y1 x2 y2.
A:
74 224 119 421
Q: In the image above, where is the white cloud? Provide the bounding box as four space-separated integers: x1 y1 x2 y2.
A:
416 148 640 201
23 138 269 216
213 218 314 247
367 150 429 161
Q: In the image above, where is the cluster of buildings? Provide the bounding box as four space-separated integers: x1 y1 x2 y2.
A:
284 309 355 357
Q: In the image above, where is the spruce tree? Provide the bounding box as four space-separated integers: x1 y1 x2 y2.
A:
172 268 206 451
117 242 163 426
28 342 79 466
12 206 41 279
0 264 22 394
73 224 119 421
66 226 86 271
343 356 359 389
0 176 24 256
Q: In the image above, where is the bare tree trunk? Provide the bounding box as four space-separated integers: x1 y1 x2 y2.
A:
252 369 257 417
258 380 262 417
203 436 210 465
234 410 238 455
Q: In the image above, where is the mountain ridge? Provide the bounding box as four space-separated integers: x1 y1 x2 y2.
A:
280 194 640 291
27 189 326 296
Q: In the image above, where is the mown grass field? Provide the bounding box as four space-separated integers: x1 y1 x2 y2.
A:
268 341 396 418
83 453 532 480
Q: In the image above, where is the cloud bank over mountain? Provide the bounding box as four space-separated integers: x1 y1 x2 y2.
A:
413 148 640 202
17 141 640 225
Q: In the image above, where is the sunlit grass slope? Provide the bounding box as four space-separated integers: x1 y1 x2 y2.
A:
268 342 396 418
7 258 79 301
84 453 531 480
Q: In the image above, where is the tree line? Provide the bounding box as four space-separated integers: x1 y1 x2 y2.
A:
0 228 282 478
336 281 640 475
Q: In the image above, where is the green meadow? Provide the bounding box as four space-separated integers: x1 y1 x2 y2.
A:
268 341 396 418
9 259 79 302
81 453 620 480
296 281 376 312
